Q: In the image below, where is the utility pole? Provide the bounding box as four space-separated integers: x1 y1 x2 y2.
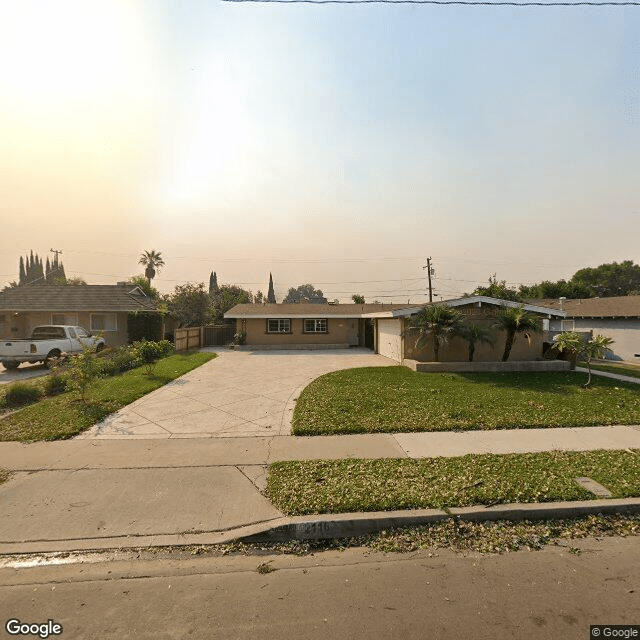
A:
50 248 63 260
422 258 434 303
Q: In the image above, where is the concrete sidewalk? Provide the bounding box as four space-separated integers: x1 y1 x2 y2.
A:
2 426 640 554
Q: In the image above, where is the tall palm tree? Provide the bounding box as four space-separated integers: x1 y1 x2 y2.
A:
459 324 495 362
409 304 463 362
139 250 164 285
493 306 542 362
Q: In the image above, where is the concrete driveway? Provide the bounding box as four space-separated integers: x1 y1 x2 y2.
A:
77 348 394 439
0 362 49 385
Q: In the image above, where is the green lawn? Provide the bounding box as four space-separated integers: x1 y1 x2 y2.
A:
581 361 640 380
0 352 215 442
266 450 640 515
292 367 640 435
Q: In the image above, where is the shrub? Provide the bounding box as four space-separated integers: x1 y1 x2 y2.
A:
65 347 103 402
104 345 141 374
43 374 69 396
233 330 247 346
133 339 174 375
4 383 43 408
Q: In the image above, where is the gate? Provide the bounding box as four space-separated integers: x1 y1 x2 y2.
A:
203 323 236 347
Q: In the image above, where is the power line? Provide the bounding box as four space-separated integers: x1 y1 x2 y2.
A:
222 0 639 5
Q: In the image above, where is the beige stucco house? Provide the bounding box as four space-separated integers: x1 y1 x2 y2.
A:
0 284 161 348
225 296 565 362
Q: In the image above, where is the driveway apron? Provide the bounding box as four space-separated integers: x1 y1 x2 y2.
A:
77 348 394 439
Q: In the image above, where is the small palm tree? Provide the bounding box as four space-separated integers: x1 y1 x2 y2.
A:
409 305 463 362
582 334 614 389
551 331 584 369
139 250 165 285
493 306 542 362
459 324 495 362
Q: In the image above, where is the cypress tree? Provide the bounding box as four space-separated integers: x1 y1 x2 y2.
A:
45 257 51 283
19 257 26 285
267 273 276 303
209 271 215 295
212 271 218 292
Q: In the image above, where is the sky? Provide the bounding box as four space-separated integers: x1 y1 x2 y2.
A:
0 0 638 302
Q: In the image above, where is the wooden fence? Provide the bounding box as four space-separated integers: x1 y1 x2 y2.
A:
174 327 202 351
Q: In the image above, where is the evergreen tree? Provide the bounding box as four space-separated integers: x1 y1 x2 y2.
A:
267 273 276 303
45 257 51 283
19 257 26 285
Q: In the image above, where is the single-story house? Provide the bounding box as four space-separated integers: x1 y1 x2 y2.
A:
224 296 565 362
537 296 640 362
0 283 161 348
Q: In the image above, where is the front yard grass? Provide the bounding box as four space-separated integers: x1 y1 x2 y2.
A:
0 351 215 442
266 450 640 515
581 361 640 380
292 367 640 435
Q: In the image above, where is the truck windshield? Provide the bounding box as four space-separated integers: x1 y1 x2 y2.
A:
32 327 66 339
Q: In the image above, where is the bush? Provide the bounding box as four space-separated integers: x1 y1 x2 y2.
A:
43 374 69 396
4 383 43 408
100 345 141 375
233 331 247 346
65 348 104 402
132 339 175 375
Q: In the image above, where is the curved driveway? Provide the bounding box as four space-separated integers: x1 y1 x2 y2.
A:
77 348 394 439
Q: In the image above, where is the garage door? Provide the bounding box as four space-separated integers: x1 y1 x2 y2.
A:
377 318 402 362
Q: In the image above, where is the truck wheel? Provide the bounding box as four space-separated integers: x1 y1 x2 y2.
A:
44 350 62 369
1 361 19 370
96 343 105 353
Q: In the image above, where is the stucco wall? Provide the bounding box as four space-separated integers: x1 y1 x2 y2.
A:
244 317 359 347
0 311 130 348
548 318 640 362
403 308 546 362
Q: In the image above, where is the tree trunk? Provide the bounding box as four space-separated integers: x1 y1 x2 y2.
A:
433 334 440 362
469 344 475 362
502 331 515 362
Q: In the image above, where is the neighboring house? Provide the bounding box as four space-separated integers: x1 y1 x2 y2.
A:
224 296 565 362
0 284 161 348
538 296 640 362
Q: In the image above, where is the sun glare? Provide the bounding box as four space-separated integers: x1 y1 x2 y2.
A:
0 1 143 106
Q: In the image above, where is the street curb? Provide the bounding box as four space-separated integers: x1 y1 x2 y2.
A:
237 498 640 543
2 499 640 554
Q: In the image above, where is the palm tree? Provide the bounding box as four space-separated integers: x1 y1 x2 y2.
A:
582 334 614 389
493 306 542 362
459 324 495 362
139 250 164 285
409 305 463 362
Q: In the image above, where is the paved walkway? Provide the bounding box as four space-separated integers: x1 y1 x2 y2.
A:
77 348 394 439
575 366 640 385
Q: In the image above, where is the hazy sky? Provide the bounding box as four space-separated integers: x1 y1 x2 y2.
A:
1 0 638 302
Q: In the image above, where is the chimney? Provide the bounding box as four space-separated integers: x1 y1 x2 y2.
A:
559 296 566 311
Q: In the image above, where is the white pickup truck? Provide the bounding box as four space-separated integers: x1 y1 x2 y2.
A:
0 326 106 370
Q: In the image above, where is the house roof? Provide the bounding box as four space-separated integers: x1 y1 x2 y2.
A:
530 296 640 319
225 296 566 320
387 296 565 318
0 284 159 312
224 303 417 319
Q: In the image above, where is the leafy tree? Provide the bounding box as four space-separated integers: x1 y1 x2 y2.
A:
65 277 87 286
553 332 614 387
267 273 276 303
128 276 159 298
493 306 542 362
283 284 327 304
458 324 495 362
139 250 164 285
165 283 213 327
571 261 640 297
472 274 522 302
409 305 464 362
254 290 265 304
352 294 365 304
210 284 253 321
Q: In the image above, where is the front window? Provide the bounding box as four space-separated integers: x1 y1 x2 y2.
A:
91 313 117 332
304 319 328 333
267 319 291 333
51 313 78 325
